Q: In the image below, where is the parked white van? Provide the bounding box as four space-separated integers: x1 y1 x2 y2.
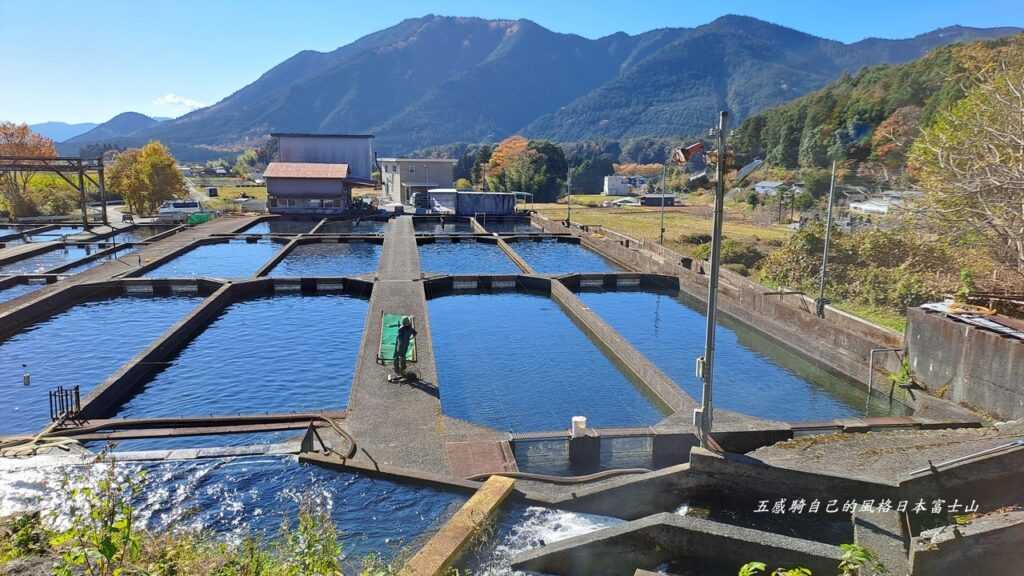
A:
157 199 204 222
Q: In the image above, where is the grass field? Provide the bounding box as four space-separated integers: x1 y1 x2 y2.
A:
526 201 791 257
203 185 267 212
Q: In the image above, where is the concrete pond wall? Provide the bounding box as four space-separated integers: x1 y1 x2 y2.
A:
531 215 907 403
906 307 1024 420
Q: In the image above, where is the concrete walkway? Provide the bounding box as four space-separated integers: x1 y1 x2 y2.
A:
344 216 451 475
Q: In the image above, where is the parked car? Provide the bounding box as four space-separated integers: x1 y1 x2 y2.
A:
157 199 204 222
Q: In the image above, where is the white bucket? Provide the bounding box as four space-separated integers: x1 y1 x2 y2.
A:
571 416 588 437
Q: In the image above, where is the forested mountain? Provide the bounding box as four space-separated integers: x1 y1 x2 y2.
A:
62 112 163 145
731 34 1024 172
58 15 1020 159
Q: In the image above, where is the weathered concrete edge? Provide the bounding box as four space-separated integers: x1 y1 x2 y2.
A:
403 476 516 576
511 511 843 576
548 279 696 415
299 451 482 492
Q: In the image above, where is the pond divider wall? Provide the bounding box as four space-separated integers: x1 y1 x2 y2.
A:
906 307 1024 420
530 214 910 401
44 242 136 274
0 240 60 267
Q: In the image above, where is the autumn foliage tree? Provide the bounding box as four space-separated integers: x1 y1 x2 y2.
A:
910 58 1024 274
0 122 57 218
108 141 186 215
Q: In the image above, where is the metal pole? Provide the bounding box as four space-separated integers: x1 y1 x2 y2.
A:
816 160 838 317
98 158 108 226
77 165 88 226
566 164 572 225
659 163 667 244
697 111 728 450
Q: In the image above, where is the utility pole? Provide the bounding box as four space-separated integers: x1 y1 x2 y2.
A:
659 162 668 244
816 159 838 317
566 164 572 225
696 111 728 450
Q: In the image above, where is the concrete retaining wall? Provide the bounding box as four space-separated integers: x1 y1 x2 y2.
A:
906 307 1024 420
911 510 1024 575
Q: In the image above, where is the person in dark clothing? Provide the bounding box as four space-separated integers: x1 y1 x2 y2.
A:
393 316 417 379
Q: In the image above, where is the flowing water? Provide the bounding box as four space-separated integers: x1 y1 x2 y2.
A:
0 296 204 434
0 456 467 569
115 294 367 418
144 240 282 277
428 293 664 432
510 240 621 274
268 242 381 277
576 290 904 421
418 241 521 275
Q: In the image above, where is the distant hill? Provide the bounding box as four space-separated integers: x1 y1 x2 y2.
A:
57 15 1021 158
62 112 162 146
731 33 1024 170
28 121 98 142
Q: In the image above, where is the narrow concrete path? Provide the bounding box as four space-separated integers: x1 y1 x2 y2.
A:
345 216 450 475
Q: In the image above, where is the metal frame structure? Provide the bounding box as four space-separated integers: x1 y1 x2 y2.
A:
0 155 107 225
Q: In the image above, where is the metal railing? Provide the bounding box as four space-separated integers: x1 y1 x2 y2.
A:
48 385 81 422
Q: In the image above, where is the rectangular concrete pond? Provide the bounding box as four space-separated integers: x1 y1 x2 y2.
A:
419 241 521 275
428 293 665 432
0 456 467 571
415 220 475 234
0 244 116 275
106 225 171 244
241 219 317 234
511 240 621 274
29 225 85 239
0 295 204 435
115 294 368 418
482 221 541 234
576 290 903 421
318 219 388 234
144 240 282 278
268 242 381 277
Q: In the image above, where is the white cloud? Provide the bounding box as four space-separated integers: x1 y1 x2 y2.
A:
153 93 207 112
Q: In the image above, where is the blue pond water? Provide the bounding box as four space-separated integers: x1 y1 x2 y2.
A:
0 244 112 275
31 226 85 238
0 281 47 304
429 293 663 432
106 225 168 244
319 219 388 234
269 242 381 277
419 241 520 275
414 220 475 234
58 246 139 276
144 240 281 277
116 294 367 419
242 219 317 234
511 240 620 274
0 296 203 435
576 291 899 421
482 221 540 234
0 457 466 569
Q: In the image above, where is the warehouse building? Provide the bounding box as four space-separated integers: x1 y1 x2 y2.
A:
265 133 375 215
378 157 456 205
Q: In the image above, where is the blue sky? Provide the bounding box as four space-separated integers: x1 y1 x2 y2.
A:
3 0 1022 124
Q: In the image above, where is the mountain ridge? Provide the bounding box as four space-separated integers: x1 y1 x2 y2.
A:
57 15 1022 158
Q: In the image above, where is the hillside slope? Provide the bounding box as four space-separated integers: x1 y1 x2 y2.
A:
60 15 1022 158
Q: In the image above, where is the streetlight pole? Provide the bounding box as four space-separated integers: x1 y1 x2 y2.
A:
566 164 572 225
696 111 728 450
816 159 838 317
660 162 668 244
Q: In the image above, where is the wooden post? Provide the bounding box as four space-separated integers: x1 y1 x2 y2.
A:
98 158 108 226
